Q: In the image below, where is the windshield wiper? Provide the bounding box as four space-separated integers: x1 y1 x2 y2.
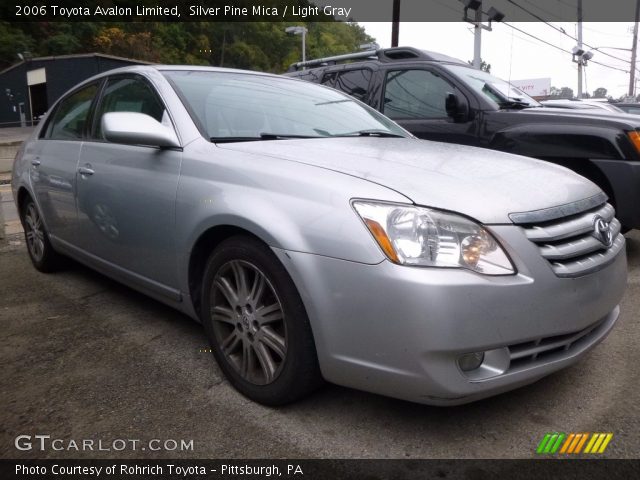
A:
210 133 322 143
315 99 355 106
333 129 405 138
258 133 322 140
497 100 534 110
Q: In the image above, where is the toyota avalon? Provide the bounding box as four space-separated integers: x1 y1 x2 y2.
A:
12 66 627 405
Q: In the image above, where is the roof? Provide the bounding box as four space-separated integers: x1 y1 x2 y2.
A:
48 63 289 94
0 52 151 76
288 46 468 71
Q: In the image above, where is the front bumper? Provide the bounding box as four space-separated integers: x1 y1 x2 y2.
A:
592 158 640 229
272 225 627 405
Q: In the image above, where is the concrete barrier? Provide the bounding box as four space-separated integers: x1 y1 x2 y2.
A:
0 126 32 239
0 143 19 174
0 191 4 240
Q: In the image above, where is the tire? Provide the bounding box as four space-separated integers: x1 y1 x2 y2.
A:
20 197 65 273
201 235 323 405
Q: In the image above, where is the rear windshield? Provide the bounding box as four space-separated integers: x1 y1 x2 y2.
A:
163 70 408 142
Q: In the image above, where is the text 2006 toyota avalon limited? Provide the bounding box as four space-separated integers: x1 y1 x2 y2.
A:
12 66 627 405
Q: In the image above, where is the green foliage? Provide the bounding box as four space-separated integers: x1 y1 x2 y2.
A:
550 86 575 99
0 22 35 65
0 21 374 73
593 87 608 98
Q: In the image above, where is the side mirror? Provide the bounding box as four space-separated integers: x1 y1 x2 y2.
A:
445 92 470 123
102 112 180 148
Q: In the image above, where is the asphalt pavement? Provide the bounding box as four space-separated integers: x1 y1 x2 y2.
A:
1 230 639 459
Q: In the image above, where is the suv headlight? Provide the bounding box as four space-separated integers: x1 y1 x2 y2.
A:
352 201 515 275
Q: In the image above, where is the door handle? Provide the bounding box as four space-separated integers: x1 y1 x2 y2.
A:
31 159 41 167
78 166 95 176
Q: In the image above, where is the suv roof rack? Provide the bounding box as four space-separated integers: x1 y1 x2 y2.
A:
288 46 467 71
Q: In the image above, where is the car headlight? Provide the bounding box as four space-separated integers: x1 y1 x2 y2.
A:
352 201 515 275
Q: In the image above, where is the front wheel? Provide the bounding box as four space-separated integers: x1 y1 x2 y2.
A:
201 236 322 405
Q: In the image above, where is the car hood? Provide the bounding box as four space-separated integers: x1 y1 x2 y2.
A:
218 137 601 224
520 106 640 124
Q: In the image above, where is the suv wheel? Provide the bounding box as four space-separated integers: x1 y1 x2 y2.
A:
201 236 322 405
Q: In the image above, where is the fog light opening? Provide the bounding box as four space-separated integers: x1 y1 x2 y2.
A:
458 352 485 372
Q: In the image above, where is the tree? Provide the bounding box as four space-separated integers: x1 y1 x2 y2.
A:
0 22 35 68
0 19 374 73
93 27 162 62
593 87 608 98
559 87 575 98
550 86 575 99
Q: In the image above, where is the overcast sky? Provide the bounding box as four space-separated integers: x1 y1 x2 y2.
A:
359 22 637 99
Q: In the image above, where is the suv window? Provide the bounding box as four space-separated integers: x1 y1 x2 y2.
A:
45 83 99 140
93 76 166 139
321 71 338 87
334 69 372 101
384 69 451 119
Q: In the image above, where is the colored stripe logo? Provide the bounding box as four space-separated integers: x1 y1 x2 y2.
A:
536 433 613 454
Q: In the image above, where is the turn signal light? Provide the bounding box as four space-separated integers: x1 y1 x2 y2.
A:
627 131 640 154
363 219 400 263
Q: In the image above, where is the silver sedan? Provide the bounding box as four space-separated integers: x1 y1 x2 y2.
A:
12 66 627 405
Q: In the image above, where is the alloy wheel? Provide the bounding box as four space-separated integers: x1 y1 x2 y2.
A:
210 260 287 385
24 203 45 262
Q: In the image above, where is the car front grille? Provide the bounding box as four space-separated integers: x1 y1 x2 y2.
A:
507 315 611 372
510 197 625 278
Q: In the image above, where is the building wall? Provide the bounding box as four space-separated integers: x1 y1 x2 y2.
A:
0 56 144 128
0 64 30 127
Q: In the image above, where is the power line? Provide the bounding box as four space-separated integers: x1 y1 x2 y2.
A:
506 0 633 65
431 0 462 16
555 0 579 8
582 24 634 37
519 0 565 22
502 22 573 55
439 0 633 76
501 22 630 74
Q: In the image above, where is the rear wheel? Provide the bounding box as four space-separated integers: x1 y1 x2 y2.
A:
20 197 65 272
201 236 322 405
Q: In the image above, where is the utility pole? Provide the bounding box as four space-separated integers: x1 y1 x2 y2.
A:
285 26 308 67
462 1 503 69
577 0 583 97
391 0 400 47
630 0 639 97
473 6 482 69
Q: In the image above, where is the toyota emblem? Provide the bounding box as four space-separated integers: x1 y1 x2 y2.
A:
593 215 613 248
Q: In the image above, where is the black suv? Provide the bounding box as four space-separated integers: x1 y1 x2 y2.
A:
286 47 640 230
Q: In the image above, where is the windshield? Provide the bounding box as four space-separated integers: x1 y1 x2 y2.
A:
443 65 541 108
597 103 624 113
163 71 408 142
